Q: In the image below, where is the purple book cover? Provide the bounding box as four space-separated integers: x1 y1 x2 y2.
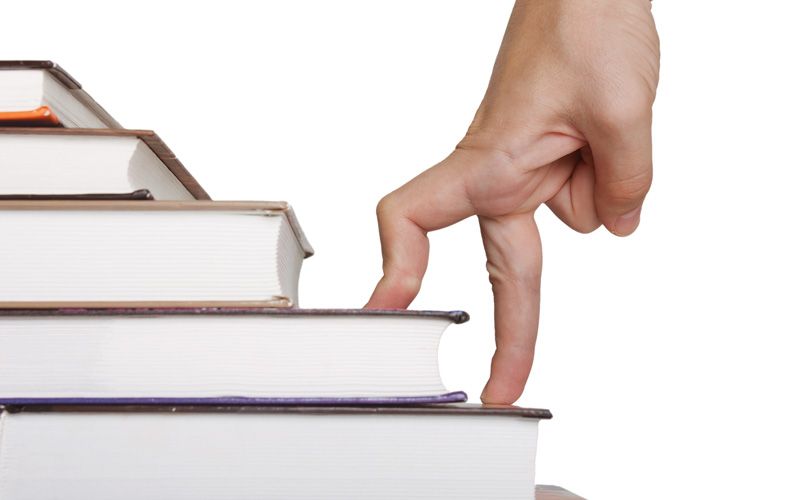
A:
0 392 468 406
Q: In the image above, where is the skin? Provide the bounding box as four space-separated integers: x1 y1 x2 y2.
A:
366 0 660 404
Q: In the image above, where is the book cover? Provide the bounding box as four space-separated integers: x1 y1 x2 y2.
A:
0 190 153 201
1 402 551 419
0 106 60 126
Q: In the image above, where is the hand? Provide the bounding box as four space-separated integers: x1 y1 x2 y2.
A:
365 0 659 404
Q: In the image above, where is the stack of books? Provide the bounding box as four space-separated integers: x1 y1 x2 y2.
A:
0 61 578 500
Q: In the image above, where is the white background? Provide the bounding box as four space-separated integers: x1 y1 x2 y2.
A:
2 1 799 498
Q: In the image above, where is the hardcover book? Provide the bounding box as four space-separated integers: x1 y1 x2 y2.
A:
0 201 312 307
0 128 209 199
0 61 120 128
0 106 60 127
536 486 586 500
0 404 552 500
0 308 468 404
0 190 154 201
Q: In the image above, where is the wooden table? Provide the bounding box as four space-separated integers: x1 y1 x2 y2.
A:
537 485 586 499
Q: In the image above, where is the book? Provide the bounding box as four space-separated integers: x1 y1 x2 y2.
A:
0 61 119 128
0 128 209 200
0 308 468 404
0 190 154 201
0 404 552 500
536 486 586 500
0 106 60 126
0 201 312 307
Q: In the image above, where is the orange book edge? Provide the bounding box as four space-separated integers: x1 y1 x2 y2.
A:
0 106 61 126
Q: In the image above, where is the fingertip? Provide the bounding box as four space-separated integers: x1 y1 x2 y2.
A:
609 205 642 237
480 377 524 405
480 343 535 405
364 274 421 310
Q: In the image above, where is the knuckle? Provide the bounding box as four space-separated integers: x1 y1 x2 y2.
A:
386 272 422 299
456 130 518 167
375 194 398 221
593 89 653 134
399 274 423 297
602 171 652 207
485 260 542 293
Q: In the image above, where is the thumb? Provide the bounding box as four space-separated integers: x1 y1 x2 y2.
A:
584 109 653 236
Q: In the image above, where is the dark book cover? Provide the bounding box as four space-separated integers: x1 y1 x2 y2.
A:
0 307 468 321
1 402 552 419
0 392 469 407
0 190 153 201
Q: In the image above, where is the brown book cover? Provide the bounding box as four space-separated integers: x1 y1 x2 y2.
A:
0 60 120 128
0 128 210 200
536 486 586 500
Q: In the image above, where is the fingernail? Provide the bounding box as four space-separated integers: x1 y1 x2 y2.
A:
612 206 642 236
480 386 489 403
